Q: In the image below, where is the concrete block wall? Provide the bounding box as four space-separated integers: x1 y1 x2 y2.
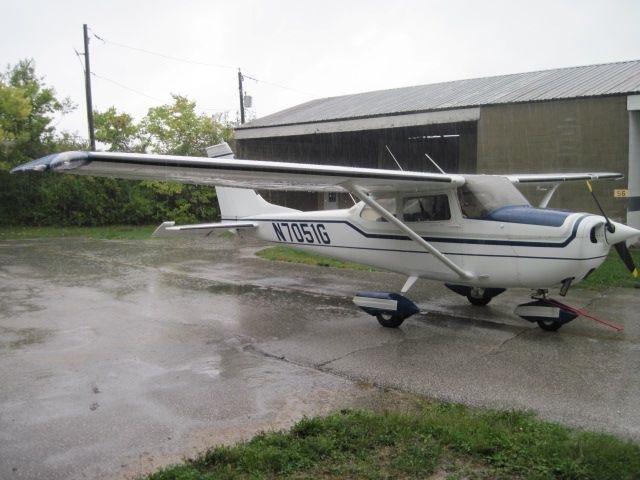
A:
477 97 629 221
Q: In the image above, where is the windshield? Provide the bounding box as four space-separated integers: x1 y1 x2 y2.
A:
457 176 530 219
360 198 396 222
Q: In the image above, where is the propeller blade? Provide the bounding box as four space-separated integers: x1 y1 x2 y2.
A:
586 181 614 233
613 242 639 278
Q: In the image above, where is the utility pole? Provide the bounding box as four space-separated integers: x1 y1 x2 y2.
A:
238 68 245 124
83 24 96 150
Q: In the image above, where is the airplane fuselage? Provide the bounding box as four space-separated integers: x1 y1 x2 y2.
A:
231 200 612 290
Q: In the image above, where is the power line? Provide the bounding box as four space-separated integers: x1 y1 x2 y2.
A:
91 30 237 70
91 71 234 112
91 71 168 103
90 28 321 98
242 71 320 98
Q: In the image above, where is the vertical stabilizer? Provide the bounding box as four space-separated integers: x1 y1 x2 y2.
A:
206 142 299 220
216 187 298 220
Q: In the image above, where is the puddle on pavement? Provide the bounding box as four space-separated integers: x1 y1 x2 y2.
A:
0 326 51 351
206 283 262 296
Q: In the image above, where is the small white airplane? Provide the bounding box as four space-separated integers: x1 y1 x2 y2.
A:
11 142 640 331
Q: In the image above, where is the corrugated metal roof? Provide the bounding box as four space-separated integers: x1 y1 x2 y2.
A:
238 60 640 130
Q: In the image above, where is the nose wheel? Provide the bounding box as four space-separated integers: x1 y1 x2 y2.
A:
536 319 563 331
375 313 406 328
515 290 578 332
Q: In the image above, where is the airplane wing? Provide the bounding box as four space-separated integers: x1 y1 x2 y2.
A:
10 151 465 195
505 172 623 208
506 172 623 184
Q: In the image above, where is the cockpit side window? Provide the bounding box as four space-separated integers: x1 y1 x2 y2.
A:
402 194 450 222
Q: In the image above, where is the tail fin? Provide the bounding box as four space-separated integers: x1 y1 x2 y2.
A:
216 187 298 219
207 142 299 220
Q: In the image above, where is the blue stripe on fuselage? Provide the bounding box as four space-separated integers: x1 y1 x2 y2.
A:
225 214 590 248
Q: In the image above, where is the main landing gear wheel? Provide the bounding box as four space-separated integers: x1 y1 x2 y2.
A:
445 284 506 307
375 313 406 328
466 293 492 306
536 319 563 332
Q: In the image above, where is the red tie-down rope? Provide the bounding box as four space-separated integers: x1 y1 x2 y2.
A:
545 298 624 333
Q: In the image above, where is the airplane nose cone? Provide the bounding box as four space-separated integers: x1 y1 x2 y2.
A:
605 222 640 246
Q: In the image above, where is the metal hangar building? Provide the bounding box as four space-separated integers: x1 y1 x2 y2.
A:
234 60 640 227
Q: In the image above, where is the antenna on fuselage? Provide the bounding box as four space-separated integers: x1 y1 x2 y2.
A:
424 152 446 174
385 145 404 171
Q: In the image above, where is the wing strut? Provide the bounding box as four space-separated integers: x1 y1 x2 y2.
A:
538 183 560 208
346 183 475 281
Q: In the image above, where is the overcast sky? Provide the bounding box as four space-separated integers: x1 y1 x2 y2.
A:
2 0 639 137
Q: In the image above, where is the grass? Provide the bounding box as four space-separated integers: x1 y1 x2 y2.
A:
578 249 640 289
256 245 376 271
146 403 640 480
0 225 157 240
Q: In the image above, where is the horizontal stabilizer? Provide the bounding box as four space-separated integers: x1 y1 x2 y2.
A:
153 221 257 238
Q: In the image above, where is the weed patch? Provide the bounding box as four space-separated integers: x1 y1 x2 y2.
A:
147 405 640 479
256 245 375 271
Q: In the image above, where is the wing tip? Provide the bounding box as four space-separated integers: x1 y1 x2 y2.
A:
10 151 90 174
152 221 176 237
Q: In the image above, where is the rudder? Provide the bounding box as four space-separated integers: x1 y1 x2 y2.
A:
207 142 298 220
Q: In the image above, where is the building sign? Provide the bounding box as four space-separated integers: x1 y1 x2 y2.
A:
614 189 629 198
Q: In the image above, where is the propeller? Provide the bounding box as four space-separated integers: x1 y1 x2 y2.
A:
586 181 639 278
613 242 639 278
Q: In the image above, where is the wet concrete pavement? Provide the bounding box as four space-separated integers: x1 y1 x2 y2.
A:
1 236 639 479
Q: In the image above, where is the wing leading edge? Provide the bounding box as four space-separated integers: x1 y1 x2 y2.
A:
11 151 623 194
506 172 623 184
10 151 465 195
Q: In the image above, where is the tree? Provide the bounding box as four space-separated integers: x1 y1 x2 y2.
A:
0 83 31 170
94 107 145 152
0 59 74 167
2 61 234 226
92 95 233 224
0 60 83 226
134 94 233 222
143 94 232 155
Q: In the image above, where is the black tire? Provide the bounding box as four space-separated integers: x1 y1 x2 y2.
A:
537 319 563 331
466 294 491 306
376 313 405 328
